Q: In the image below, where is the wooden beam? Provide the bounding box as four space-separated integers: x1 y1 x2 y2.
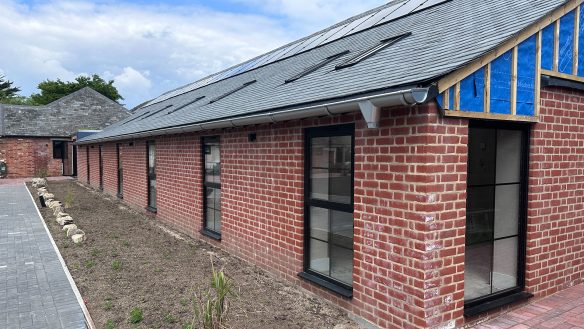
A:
511 47 518 115
454 82 461 111
542 68 584 82
443 90 450 110
441 109 539 122
484 63 491 113
574 5 580 75
554 19 560 71
438 0 582 93
535 31 542 117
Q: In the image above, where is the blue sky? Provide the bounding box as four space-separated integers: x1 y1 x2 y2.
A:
0 0 385 108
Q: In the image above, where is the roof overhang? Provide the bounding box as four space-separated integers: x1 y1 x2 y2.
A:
77 85 437 145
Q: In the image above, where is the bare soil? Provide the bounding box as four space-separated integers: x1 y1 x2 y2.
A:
27 181 358 329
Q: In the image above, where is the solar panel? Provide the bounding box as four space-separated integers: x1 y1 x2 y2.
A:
144 0 450 107
335 32 412 69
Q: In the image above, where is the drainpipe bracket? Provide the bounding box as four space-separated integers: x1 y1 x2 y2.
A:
358 100 381 129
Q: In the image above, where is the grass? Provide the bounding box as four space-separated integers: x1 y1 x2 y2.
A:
105 319 115 329
122 240 131 247
103 298 113 311
129 307 143 324
164 313 177 324
84 260 96 269
91 248 101 257
111 259 122 270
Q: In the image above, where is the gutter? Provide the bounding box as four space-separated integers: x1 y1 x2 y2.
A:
77 86 437 145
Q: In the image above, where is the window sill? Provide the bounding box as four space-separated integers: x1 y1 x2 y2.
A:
201 229 221 241
298 272 353 298
146 206 157 214
464 291 533 317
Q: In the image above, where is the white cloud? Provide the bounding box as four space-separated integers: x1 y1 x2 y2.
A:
0 0 385 107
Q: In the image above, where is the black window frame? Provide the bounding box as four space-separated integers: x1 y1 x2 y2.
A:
299 123 355 298
98 145 104 190
117 143 123 198
201 136 221 240
464 120 532 316
86 146 90 184
146 140 157 212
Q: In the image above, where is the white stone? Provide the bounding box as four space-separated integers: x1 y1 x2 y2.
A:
67 228 83 238
56 216 73 226
43 193 55 199
62 224 77 232
72 233 86 244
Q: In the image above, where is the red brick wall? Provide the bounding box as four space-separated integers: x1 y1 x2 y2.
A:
88 145 100 187
78 145 88 183
101 143 118 196
0 137 65 178
526 87 584 297
80 104 471 329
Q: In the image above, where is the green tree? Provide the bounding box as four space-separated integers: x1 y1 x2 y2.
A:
30 74 123 105
0 75 21 100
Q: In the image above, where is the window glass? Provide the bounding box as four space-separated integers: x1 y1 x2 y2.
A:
305 125 354 289
464 125 525 304
203 137 221 235
147 141 156 209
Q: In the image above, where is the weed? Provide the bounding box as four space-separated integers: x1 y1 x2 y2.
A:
112 260 122 270
84 260 96 269
122 240 131 247
103 299 113 311
164 313 177 324
111 250 119 257
64 190 74 209
129 307 143 324
180 299 189 307
187 257 238 329
91 249 101 257
105 319 115 329
182 324 193 329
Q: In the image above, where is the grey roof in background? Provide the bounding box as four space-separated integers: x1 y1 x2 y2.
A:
1 87 130 137
81 0 566 143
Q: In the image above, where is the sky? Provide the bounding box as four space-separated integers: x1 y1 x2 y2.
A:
0 0 386 108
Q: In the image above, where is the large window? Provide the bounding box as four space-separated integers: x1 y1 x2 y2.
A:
98 145 104 190
147 141 157 210
86 146 90 184
465 122 529 314
203 137 221 238
301 124 354 297
117 143 123 197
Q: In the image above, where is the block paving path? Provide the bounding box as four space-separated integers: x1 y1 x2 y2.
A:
476 284 584 329
0 183 86 328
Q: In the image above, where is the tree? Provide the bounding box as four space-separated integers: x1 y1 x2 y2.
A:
0 75 21 100
30 74 124 105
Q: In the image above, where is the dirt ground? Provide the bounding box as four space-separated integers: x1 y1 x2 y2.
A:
28 181 358 329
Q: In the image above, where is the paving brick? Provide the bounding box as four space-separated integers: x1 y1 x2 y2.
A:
0 184 86 329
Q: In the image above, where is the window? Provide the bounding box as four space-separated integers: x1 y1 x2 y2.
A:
52 141 66 159
464 122 529 315
117 143 123 197
86 146 90 184
284 50 350 83
209 80 256 104
98 145 103 190
300 124 354 297
147 141 157 211
335 32 411 69
203 137 221 238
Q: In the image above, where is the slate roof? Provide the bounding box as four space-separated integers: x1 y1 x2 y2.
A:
0 87 130 137
80 0 567 143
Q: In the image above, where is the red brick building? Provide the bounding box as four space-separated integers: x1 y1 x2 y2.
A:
77 1 584 328
0 87 129 178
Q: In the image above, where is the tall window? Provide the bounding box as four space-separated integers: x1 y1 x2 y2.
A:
203 137 221 238
147 141 157 210
98 145 104 190
301 124 354 296
86 146 90 184
117 143 123 197
465 122 528 312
